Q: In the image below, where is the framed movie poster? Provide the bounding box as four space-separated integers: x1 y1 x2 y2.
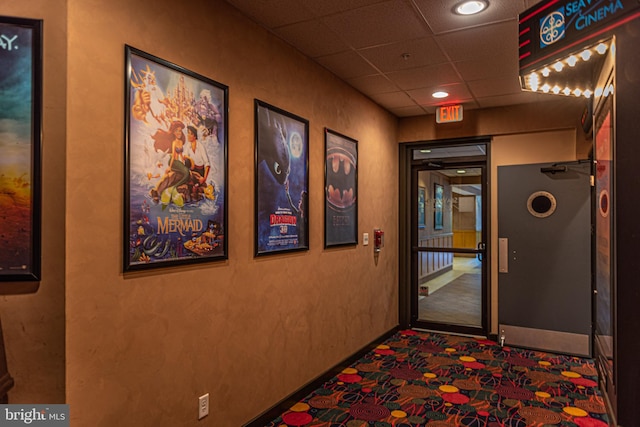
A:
418 186 426 229
434 183 444 230
124 46 228 272
324 128 357 247
0 17 42 282
254 100 309 256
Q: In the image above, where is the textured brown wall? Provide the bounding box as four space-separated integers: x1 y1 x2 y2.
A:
65 0 398 425
0 0 66 404
0 1 589 425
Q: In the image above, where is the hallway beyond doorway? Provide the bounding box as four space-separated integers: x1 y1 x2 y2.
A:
418 256 481 327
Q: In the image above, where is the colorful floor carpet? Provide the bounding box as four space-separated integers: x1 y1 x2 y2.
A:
263 330 609 427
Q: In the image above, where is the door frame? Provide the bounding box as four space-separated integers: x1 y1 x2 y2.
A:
399 137 491 338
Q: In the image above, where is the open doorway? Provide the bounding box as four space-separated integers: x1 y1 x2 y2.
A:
400 138 490 337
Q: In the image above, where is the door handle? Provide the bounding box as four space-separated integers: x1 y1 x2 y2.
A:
477 242 485 261
499 238 508 273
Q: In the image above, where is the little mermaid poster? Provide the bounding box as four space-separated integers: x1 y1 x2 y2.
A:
0 17 42 282
124 46 228 271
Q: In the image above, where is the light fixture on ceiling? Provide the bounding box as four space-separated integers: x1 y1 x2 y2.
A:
432 91 449 99
454 0 488 16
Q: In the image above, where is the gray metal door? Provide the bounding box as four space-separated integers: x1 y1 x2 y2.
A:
498 162 591 356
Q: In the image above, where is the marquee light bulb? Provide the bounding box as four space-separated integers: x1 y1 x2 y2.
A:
596 43 608 54
567 55 578 67
553 61 564 72
580 49 592 61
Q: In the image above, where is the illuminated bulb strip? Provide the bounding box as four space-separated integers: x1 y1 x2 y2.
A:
521 40 612 99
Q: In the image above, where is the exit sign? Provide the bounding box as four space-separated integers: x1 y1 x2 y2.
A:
436 104 463 123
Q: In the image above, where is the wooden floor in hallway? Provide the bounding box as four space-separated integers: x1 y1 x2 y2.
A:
418 256 482 327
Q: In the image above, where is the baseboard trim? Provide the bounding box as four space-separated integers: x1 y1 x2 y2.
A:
243 325 401 427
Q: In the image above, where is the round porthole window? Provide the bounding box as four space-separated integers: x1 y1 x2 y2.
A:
599 189 609 218
527 191 557 218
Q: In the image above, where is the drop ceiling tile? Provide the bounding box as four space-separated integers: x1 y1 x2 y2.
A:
453 49 518 81
358 37 447 73
388 105 432 117
385 63 461 91
467 75 522 98
299 0 389 17
225 0 315 28
274 20 350 57
369 91 417 108
315 51 380 79
347 74 398 94
322 0 431 49
435 20 518 62
413 0 526 34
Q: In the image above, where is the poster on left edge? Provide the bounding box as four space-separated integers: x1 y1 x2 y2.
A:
124 46 228 272
0 17 42 283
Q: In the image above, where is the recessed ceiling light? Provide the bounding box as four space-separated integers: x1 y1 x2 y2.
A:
432 91 449 99
454 0 488 15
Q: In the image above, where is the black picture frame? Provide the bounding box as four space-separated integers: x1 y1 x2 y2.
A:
418 186 426 229
124 46 228 272
434 183 444 230
324 128 358 247
0 17 43 283
254 100 309 256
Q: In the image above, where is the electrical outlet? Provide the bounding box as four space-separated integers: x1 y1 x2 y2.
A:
363 233 369 245
198 393 209 420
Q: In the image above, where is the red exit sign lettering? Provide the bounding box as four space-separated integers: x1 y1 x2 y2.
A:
436 104 463 123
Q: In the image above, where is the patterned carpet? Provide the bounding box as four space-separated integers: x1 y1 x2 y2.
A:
263 330 609 427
